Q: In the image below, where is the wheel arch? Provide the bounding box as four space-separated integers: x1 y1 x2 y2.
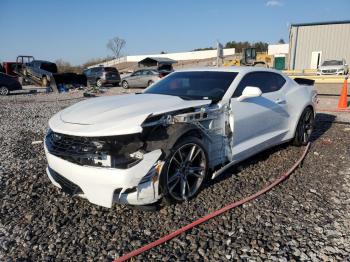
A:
291 104 315 138
143 123 207 157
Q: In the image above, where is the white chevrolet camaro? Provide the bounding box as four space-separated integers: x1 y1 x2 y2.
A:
45 67 317 208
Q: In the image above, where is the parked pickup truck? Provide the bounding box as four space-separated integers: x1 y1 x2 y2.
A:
13 56 87 91
23 59 58 86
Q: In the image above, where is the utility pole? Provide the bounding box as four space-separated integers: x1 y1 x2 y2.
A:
217 41 224 67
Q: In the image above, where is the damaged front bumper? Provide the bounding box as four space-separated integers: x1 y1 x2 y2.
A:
44 144 163 208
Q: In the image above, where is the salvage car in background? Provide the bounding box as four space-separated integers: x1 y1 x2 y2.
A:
23 59 58 86
0 72 22 95
317 59 348 75
44 67 317 208
83 66 121 87
121 68 170 89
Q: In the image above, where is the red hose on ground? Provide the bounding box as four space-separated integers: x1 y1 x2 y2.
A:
114 143 311 262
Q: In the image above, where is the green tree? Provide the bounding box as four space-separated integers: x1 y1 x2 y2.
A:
192 47 215 51
225 41 268 53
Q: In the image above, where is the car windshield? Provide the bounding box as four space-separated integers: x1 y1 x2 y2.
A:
144 71 238 101
322 60 342 66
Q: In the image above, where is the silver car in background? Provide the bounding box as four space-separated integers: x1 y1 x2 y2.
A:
317 59 348 75
121 69 170 89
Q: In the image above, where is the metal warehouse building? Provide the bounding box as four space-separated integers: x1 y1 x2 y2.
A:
289 20 350 70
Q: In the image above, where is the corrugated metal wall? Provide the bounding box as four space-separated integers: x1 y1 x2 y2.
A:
289 23 350 69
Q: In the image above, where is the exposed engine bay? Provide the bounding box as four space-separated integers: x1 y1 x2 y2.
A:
46 103 232 172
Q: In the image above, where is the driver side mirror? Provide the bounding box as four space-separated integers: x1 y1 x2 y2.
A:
237 86 262 102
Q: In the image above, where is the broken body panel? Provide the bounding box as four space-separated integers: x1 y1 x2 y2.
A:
45 67 317 207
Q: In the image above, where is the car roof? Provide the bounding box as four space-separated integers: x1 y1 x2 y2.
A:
175 66 284 75
33 60 55 64
89 66 117 69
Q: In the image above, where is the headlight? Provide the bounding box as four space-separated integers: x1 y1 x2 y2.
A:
93 135 144 168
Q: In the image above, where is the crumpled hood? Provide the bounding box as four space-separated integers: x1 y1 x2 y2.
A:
49 93 211 137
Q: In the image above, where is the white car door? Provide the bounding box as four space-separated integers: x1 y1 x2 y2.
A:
229 71 289 162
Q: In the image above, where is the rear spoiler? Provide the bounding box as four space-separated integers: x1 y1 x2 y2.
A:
294 78 315 86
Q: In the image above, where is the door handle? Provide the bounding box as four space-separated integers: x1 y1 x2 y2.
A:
275 98 286 104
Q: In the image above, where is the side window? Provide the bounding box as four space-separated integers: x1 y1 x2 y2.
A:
232 72 286 97
133 70 142 76
84 69 91 75
92 68 100 74
142 70 150 75
270 73 286 92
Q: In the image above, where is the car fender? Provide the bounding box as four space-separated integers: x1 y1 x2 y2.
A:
286 85 316 139
144 122 207 157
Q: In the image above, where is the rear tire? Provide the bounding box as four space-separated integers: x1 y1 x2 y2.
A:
96 79 103 88
122 80 129 89
0 86 9 96
293 107 314 146
160 136 208 204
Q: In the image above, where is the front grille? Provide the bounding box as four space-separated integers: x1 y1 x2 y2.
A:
45 130 144 168
46 131 106 166
46 131 102 156
48 167 83 195
322 69 337 73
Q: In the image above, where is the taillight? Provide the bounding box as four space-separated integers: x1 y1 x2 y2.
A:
159 73 165 78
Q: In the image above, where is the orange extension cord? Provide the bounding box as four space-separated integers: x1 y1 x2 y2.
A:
114 143 310 262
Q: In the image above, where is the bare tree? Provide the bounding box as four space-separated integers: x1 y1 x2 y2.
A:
55 59 81 73
106 37 126 59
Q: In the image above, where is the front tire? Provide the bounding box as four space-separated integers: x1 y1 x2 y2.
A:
122 80 129 89
0 86 9 96
293 107 314 146
42 76 48 87
160 136 208 203
147 80 154 87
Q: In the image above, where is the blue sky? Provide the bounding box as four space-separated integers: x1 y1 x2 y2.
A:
1 0 349 65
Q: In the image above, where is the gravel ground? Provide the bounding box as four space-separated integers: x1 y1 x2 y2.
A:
0 90 350 261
